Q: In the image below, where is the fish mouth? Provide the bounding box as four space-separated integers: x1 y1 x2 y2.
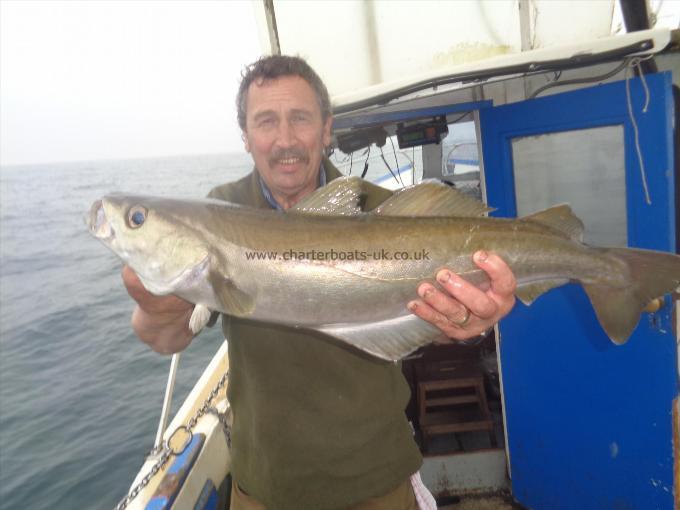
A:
88 199 115 242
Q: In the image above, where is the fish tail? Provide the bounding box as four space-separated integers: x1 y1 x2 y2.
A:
582 247 680 344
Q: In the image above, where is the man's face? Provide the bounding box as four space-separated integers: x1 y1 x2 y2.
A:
243 75 332 207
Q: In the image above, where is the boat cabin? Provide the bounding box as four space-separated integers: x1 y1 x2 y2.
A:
328 27 679 510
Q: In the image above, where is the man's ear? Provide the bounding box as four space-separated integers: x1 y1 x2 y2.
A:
322 116 333 148
242 131 250 153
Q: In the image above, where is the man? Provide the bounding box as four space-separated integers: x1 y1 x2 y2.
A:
123 55 516 509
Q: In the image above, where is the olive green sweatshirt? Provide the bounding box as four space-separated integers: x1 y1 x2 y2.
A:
208 159 422 510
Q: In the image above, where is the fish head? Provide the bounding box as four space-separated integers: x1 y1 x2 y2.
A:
88 194 210 295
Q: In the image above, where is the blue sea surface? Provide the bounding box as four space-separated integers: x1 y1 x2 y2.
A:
0 153 252 509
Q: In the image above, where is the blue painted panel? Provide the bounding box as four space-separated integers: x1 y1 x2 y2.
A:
194 479 218 510
145 433 205 510
481 74 675 251
480 73 677 510
332 101 492 131
448 158 479 166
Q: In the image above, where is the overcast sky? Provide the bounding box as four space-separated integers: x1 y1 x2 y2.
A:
0 1 263 166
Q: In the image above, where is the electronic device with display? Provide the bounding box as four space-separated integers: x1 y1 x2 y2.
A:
336 126 387 154
396 116 448 149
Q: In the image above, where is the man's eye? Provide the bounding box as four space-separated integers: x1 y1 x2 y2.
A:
258 118 275 127
292 114 309 123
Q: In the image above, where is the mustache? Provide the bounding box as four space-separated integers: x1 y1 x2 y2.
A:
270 148 308 164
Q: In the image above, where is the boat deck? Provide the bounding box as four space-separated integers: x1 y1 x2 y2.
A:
439 491 525 509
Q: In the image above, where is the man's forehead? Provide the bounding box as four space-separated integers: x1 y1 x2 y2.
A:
252 107 313 121
247 75 318 111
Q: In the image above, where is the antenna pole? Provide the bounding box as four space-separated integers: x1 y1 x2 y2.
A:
153 353 181 450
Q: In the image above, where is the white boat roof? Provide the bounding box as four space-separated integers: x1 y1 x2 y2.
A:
331 28 672 114
251 1 676 115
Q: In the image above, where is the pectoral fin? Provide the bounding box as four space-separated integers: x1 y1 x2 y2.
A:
210 272 255 317
189 304 213 334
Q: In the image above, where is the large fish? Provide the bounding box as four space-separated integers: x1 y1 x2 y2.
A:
88 177 680 361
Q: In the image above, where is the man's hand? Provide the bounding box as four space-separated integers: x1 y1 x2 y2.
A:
408 251 516 341
122 265 195 354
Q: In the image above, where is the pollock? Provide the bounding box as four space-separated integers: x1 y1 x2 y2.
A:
88 177 680 361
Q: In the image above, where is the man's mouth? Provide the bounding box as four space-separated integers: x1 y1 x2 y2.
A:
270 149 308 170
278 157 301 165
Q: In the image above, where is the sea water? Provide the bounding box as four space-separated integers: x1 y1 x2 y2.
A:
0 153 252 509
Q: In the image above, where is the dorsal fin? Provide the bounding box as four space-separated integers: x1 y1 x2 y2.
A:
373 179 493 217
290 176 363 216
210 272 255 317
521 204 584 241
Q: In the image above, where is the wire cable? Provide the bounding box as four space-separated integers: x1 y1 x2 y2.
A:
388 136 403 186
412 146 416 185
447 111 471 125
379 146 402 186
625 56 654 205
529 58 631 99
361 146 371 179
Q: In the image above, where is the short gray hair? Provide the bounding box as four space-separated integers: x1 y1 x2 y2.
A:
236 55 332 130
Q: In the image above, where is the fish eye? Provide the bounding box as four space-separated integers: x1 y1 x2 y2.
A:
127 205 147 228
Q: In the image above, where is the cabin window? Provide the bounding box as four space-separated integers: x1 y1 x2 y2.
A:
510 125 627 246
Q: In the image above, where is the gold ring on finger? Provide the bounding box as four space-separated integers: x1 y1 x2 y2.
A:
452 307 471 327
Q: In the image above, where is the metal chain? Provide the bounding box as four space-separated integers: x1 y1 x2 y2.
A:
186 370 230 430
115 449 172 510
114 370 230 510
206 407 232 449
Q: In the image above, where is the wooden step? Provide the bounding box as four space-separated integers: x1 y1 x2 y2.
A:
425 395 480 407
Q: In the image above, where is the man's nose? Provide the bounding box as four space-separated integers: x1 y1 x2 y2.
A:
275 120 296 147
